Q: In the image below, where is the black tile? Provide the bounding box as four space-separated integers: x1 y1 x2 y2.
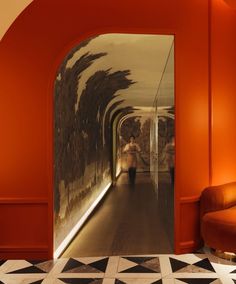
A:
62 258 84 272
28 260 46 265
193 258 215 273
124 257 156 264
0 260 6 266
59 279 102 284
115 280 126 284
169 257 189 272
115 279 162 284
231 269 236 273
7 266 46 274
120 264 156 273
30 280 44 284
89 257 109 272
35 260 56 273
177 279 218 284
151 280 162 284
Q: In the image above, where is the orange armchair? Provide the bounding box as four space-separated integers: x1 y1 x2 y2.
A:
200 182 236 252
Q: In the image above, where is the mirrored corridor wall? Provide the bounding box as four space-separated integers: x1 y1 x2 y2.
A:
54 34 174 255
150 43 175 246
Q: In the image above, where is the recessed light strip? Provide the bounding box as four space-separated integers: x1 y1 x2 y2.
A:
53 182 112 259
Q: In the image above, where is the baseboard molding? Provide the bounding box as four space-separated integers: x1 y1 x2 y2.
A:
0 246 50 259
180 241 196 249
0 245 49 252
179 240 203 253
178 195 202 253
0 198 48 205
180 195 200 204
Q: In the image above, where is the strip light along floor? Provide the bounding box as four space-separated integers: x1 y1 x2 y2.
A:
116 168 122 178
53 182 112 259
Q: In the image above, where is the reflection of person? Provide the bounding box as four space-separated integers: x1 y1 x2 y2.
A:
123 135 141 184
164 136 175 185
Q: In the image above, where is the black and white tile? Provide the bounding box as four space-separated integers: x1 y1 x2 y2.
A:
0 254 235 284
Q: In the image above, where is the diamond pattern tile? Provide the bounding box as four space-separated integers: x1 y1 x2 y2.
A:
119 257 161 273
0 254 234 283
61 257 109 273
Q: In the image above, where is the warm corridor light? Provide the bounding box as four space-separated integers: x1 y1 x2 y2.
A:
53 182 112 259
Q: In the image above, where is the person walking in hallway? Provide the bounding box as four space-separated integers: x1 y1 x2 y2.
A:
123 135 141 185
164 135 175 186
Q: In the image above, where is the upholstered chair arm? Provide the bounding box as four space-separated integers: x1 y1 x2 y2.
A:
200 182 236 217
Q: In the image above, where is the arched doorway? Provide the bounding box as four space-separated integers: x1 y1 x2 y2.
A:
53 33 174 258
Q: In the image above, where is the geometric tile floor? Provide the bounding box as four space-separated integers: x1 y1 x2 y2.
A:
0 254 235 283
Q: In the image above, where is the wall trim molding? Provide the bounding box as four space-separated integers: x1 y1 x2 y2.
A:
179 240 202 252
180 241 196 249
0 246 49 252
180 195 200 204
0 198 48 205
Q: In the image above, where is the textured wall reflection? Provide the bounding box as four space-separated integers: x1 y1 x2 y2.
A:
54 38 133 250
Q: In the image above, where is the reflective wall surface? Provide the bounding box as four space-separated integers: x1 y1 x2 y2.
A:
54 34 174 253
150 43 175 247
117 115 151 174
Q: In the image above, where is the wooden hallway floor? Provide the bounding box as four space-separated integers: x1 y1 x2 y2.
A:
62 172 173 258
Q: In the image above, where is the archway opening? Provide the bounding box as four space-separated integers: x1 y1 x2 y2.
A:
54 33 174 258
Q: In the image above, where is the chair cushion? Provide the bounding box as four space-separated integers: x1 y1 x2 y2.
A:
202 206 236 252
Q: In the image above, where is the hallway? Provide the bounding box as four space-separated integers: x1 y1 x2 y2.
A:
62 173 173 258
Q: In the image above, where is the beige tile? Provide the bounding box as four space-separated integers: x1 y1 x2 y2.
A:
162 279 175 284
211 262 236 277
168 254 207 265
217 278 233 284
170 273 219 278
1 260 30 274
115 272 161 279
42 279 63 284
159 256 172 277
76 257 109 265
117 257 137 273
54 273 104 278
114 278 161 284
0 274 46 284
102 279 115 284
105 256 119 277
47 259 68 276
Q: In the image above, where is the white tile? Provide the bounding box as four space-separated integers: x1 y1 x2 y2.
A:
219 277 236 284
212 262 236 277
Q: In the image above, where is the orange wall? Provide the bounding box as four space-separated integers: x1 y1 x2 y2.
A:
211 0 236 185
0 0 234 259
